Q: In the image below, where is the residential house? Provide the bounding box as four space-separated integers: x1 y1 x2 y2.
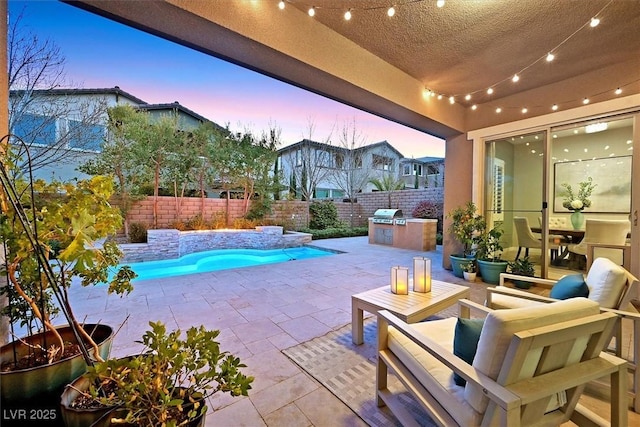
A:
399 156 445 189
276 139 404 200
8 87 219 182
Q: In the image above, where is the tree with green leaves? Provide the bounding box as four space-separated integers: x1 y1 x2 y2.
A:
79 105 148 237
369 174 406 208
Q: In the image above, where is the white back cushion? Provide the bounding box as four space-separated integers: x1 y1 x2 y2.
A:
464 298 599 413
586 257 627 308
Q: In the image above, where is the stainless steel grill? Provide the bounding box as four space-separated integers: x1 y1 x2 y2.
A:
372 209 403 224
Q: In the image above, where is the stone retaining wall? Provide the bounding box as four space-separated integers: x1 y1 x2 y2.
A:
120 227 312 263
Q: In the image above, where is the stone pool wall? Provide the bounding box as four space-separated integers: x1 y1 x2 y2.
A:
119 227 313 263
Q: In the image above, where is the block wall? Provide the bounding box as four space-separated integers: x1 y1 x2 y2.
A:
122 188 443 231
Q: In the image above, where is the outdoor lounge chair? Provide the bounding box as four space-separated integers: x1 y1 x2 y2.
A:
485 257 640 413
376 297 628 426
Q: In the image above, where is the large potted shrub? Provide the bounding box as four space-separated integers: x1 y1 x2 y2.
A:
476 225 509 285
0 175 136 407
445 202 485 277
61 321 254 427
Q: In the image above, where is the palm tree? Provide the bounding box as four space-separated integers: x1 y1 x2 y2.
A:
369 175 405 208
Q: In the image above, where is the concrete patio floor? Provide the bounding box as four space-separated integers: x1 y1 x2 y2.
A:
69 236 637 426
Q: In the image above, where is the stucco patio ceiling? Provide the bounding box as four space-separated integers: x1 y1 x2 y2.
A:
68 0 640 139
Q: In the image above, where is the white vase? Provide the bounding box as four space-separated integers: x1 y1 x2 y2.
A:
463 271 476 282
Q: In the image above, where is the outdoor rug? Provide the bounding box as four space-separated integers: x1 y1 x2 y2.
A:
282 317 436 427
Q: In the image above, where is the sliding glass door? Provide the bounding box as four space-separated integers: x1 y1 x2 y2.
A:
485 131 551 277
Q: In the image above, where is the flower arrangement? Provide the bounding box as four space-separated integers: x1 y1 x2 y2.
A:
561 176 596 212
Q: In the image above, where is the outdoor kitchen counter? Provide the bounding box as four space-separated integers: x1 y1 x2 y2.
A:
368 217 437 251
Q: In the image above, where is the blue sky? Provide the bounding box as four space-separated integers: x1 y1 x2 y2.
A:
9 0 445 158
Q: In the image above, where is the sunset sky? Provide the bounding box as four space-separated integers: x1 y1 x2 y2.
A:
9 0 445 158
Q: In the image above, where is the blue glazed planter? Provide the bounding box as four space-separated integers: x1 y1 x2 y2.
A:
450 254 475 278
477 259 508 285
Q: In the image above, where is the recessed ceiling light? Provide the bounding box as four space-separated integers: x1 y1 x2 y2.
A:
585 123 608 133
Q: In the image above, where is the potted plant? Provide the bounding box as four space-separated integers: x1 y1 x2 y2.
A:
461 261 477 282
507 257 536 289
61 321 254 427
446 202 486 278
476 225 508 285
0 174 136 407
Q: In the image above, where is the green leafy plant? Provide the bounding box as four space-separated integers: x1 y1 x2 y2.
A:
309 200 342 230
561 176 596 211
128 222 148 243
0 175 136 366
81 321 254 427
460 261 476 273
477 225 504 261
508 256 535 277
446 202 486 257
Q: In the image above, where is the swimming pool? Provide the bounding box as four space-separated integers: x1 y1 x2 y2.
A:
121 246 335 281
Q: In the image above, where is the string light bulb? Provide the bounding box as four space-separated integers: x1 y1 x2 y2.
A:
546 52 555 62
496 107 502 113
615 88 622 95
437 94 443 100
590 17 600 27
464 94 471 101
552 104 558 111
487 87 494 95
471 104 477 110
512 74 520 83
449 96 455 104
436 0 445 8
278 1 285 10
521 107 528 114
344 9 352 20
308 7 315 17
387 6 395 17
583 97 590 104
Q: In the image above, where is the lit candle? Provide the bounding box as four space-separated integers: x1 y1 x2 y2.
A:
390 266 409 295
413 257 432 293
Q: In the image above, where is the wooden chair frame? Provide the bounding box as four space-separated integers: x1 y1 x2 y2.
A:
487 271 640 413
377 299 628 426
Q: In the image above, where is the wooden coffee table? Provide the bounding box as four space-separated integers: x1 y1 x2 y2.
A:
351 280 471 344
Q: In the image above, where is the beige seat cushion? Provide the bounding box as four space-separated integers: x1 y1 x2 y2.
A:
387 317 483 427
585 257 627 308
465 298 600 413
487 286 546 309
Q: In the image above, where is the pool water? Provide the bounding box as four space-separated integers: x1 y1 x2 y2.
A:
121 246 335 282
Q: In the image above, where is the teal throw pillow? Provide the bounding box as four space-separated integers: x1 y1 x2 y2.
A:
549 274 589 300
452 318 484 387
